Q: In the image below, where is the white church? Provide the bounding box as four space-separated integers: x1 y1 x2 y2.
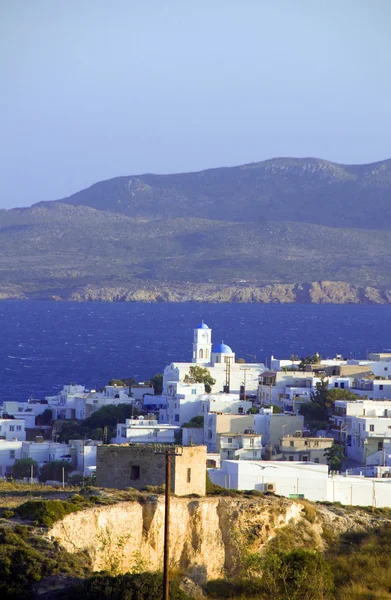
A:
160 322 265 425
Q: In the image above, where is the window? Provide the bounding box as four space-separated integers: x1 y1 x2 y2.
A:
314 458 320 463
187 468 191 483
385 367 388 372
249 438 254 448
9 425 15 432
378 441 384 451
314 440 319 447
199 349 203 359
228 438 232 444
341 382 345 389
288 455 294 461
16 426 22 431
304 440 308 446
174 414 179 422
334 383 338 388
302 456 309 462
379 385 384 391
130 465 140 480
205 349 209 359
9 450 15 459
370 424 375 432
290 441 294 447
192 389 197 395
238 407 244 414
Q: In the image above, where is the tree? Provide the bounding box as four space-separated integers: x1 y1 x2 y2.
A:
57 421 82 443
38 460 73 483
12 458 38 479
324 444 345 472
108 379 125 387
149 373 163 395
184 366 216 393
298 353 321 371
182 416 204 428
327 388 360 402
35 408 53 426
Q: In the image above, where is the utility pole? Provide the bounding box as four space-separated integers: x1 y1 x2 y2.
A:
224 357 231 393
240 367 250 401
155 446 183 600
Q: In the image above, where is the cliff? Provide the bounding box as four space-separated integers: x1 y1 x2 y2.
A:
46 495 383 582
11 280 391 304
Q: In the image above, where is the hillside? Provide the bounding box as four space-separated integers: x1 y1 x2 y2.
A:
48 157 391 229
2 482 391 599
1 157 391 302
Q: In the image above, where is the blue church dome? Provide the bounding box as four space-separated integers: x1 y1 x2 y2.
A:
197 321 210 329
213 342 233 354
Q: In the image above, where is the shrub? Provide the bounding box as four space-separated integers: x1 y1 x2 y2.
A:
17 500 82 527
12 458 38 480
0 525 90 599
59 572 193 599
2 510 15 519
38 460 73 483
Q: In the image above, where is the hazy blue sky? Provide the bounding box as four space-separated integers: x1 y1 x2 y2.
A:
1 0 390 208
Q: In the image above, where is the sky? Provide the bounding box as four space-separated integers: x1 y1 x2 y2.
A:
0 0 391 209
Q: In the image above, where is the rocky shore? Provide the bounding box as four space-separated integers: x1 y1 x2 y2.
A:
2 280 391 304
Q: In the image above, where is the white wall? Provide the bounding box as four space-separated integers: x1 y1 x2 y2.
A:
0 419 26 441
0 440 23 476
208 460 391 507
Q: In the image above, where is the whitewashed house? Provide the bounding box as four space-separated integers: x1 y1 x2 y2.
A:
0 418 26 441
20 441 74 467
220 431 263 460
113 416 179 444
208 459 391 508
159 381 205 426
0 440 23 476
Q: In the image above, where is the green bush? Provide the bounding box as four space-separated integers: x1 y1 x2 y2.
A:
0 525 90 599
17 500 82 527
2 510 15 519
59 572 193 599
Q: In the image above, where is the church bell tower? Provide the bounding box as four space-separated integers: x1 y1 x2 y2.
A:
192 321 212 364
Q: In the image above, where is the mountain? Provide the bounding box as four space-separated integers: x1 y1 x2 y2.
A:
47 157 391 229
2 157 391 303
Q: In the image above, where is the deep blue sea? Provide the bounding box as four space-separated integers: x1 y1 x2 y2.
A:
1 301 391 403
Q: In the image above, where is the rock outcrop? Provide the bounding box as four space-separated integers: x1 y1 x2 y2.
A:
46 495 382 582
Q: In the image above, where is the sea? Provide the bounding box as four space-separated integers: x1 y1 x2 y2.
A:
0 300 391 403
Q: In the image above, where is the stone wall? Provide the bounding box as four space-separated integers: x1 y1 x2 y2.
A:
96 445 206 496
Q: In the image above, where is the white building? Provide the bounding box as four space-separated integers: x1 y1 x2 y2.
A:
182 427 205 446
113 416 179 444
208 460 391 508
253 408 304 457
21 441 74 467
332 400 391 464
0 440 23 476
204 412 255 453
220 431 262 461
0 418 26 441
70 439 101 476
159 381 205 425
163 323 265 402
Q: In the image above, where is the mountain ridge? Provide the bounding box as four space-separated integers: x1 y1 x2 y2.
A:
2 156 391 303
